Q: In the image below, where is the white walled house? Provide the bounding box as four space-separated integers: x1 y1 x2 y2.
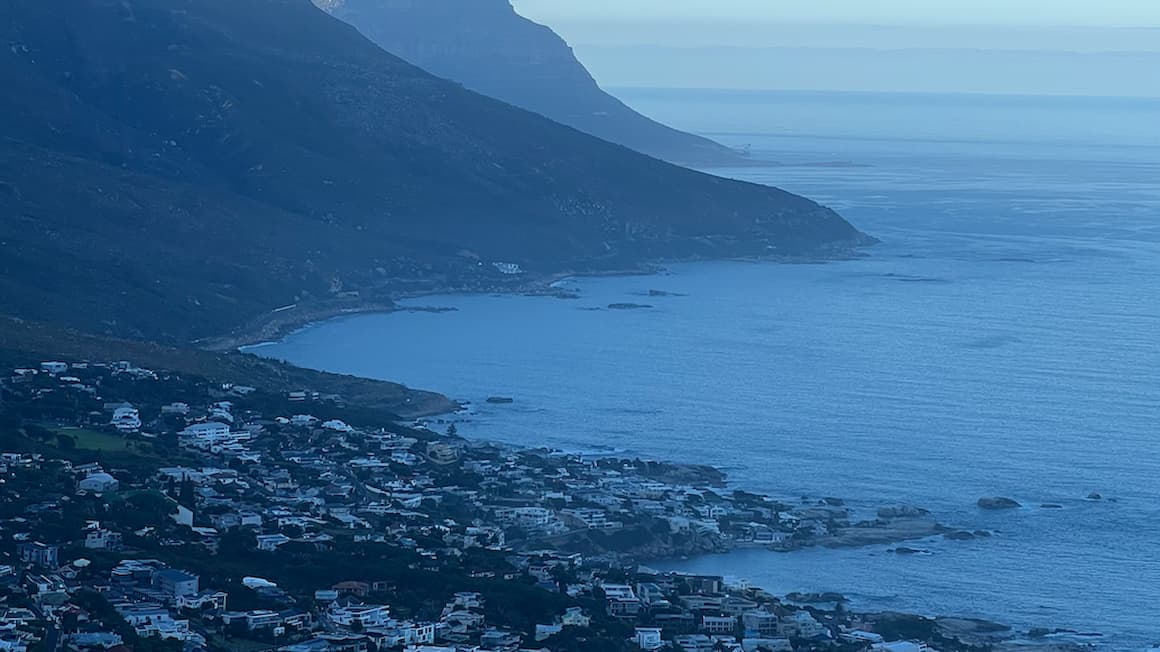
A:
111 406 142 433
79 472 120 493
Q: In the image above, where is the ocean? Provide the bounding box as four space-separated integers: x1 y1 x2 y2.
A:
250 89 1160 650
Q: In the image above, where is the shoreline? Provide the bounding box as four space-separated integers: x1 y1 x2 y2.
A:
470 441 977 566
203 243 873 355
201 240 1109 646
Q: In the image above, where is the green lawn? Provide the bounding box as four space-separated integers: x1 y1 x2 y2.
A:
56 426 146 453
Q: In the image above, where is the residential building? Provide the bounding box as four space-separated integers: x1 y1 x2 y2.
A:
79 472 120 493
703 615 737 635
16 542 58 568
152 568 200 599
781 611 826 639
479 628 521 650
635 627 663 651
329 603 391 629
256 534 291 551
742 638 792 652
742 611 779 637
534 624 563 641
110 406 141 433
602 584 642 618
560 606 590 627
84 529 123 550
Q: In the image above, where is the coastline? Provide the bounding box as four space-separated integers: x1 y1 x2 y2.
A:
206 242 874 356
200 268 650 353
208 239 1111 645
227 239 988 564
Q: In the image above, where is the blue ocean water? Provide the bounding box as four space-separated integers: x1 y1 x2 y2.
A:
253 91 1160 650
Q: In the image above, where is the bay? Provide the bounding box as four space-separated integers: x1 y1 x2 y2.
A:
252 90 1160 650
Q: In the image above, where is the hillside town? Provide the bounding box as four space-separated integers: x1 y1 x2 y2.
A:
0 359 1053 652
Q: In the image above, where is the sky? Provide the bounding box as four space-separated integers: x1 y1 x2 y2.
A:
512 0 1160 96
513 0 1160 31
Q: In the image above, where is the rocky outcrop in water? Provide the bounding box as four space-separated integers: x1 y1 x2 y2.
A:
978 497 1022 510
878 504 931 519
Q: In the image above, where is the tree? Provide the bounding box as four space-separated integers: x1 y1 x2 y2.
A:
23 424 55 441
56 433 76 449
61 610 79 633
179 478 195 507
280 524 304 539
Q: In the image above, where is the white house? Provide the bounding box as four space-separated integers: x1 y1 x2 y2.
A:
635 627 663 651
872 642 929 652
781 611 826 639
255 534 290 552
328 603 391 629
560 607 590 627
78 472 120 493
322 420 354 433
171 505 194 527
180 422 230 439
84 529 123 550
493 506 553 529
369 622 435 647
40 362 68 375
111 407 142 433
842 631 886 645
535 624 563 641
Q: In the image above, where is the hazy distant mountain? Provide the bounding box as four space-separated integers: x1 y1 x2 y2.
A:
570 45 1160 98
317 0 748 166
0 0 862 343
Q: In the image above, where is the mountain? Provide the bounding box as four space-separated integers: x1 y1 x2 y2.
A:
0 0 864 345
315 0 747 166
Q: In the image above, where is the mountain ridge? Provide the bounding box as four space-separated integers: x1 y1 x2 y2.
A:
317 0 752 166
0 0 865 346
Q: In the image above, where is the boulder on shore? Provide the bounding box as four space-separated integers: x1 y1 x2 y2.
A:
877 504 930 519
977 497 1022 510
786 591 847 604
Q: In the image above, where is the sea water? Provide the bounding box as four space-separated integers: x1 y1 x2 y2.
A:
253 90 1160 650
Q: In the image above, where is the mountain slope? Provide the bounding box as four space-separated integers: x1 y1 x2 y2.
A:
0 0 864 344
317 0 748 166
0 317 454 417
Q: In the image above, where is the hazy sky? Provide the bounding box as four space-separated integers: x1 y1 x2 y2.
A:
513 1 1160 51
512 1 1160 96
514 0 1160 30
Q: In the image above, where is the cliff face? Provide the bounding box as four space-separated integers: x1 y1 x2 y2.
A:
320 0 747 166
0 0 864 344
